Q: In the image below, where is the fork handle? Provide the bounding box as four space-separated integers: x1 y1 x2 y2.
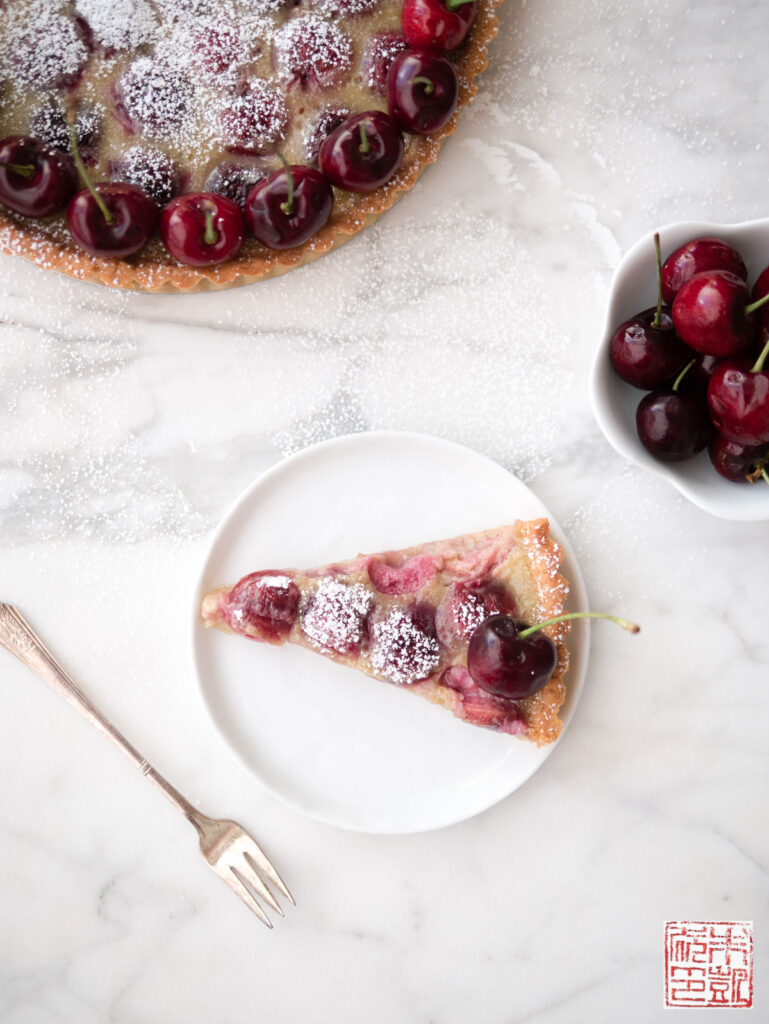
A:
0 603 206 833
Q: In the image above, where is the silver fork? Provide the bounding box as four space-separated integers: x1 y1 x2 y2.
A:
0 603 294 928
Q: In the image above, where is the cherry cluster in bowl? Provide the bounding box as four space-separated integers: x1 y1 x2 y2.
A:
609 234 769 485
0 0 476 268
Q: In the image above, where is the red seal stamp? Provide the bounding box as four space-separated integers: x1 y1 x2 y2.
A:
665 921 753 1008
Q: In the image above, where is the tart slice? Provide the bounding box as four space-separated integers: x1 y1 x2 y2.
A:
202 520 570 745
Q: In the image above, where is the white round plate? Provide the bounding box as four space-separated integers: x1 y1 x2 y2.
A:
192 432 589 834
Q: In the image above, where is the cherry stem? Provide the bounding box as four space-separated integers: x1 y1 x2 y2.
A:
744 290 769 318
0 160 36 179
67 118 113 225
518 612 640 639
446 0 476 7
763 468 769 486
652 232 663 329
358 122 371 155
202 206 218 247
275 152 295 217
410 76 435 95
672 358 695 392
750 334 769 374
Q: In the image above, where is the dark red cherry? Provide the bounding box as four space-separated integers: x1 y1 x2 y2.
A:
387 48 458 135
319 111 404 192
636 386 714 461
707 341 769 447
671 270 758 357
224 571 300 643
708 435 769 483
609 308 689 389
467 615 556 701
0 136 77 218
661 237 747 306
67 183 158 258
160 192 244 267
402 0 476 53
245 164 333 249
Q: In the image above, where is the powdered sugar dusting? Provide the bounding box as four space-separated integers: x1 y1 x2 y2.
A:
301 578 374 654
370 609 441 685
75 0 158 52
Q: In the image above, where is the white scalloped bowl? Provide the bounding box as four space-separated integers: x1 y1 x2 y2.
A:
590 218 769 521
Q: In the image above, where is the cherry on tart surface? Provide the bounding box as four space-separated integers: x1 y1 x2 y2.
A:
671 269 760 357
610 235 689 389
707 335 769 447
387 48 459 135
245 162 334 250
0 135 77 218
467 612 638 701
160 192 244 267
68 182 158 258
661 236 747 306
401 0 477 53
319 111 404 192
708 435 769 483
636 361 715 461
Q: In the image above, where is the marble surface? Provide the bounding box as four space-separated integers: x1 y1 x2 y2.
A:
1 0 767 1020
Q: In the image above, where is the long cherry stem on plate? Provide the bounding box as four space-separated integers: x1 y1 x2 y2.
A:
518 612 640 639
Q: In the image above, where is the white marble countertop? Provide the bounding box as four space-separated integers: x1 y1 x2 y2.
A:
1 0 767 1020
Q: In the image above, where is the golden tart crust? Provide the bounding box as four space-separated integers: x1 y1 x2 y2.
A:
0 0 503 292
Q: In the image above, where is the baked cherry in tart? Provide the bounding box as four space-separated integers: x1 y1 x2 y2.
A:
0 0 503 290
202 521 571 745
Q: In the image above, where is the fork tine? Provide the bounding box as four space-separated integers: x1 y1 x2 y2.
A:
243 840 295 905
217 864 273 927
239 852 283 916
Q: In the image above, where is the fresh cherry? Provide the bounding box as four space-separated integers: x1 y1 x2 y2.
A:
636 361 714 461
402 0 477 53
245 161 334 249
319 111 404 192
0 136 77 218
65 118 157 258
387 48 458 135
68 183 158 258
707 335 769 447
661 236 747 306
160 192 244 267
708 435 769 483
672 270 762 357
610 233 689 389
467 612 638 701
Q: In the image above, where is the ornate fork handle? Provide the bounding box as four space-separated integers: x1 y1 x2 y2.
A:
0 603 206 832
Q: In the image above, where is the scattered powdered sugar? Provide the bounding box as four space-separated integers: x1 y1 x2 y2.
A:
272 15 353 89
75 0 158 52
301 578 374 654
110 146 182 205
3 6 88 90
370 609 441 685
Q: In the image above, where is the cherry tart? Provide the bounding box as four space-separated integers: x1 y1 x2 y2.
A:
201 520 570 746
0 0 503 292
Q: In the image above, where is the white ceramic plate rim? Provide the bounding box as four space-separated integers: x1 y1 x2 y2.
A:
191 431 589 834
590 217 769 521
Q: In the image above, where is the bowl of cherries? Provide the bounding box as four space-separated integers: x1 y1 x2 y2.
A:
591 220 769 520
